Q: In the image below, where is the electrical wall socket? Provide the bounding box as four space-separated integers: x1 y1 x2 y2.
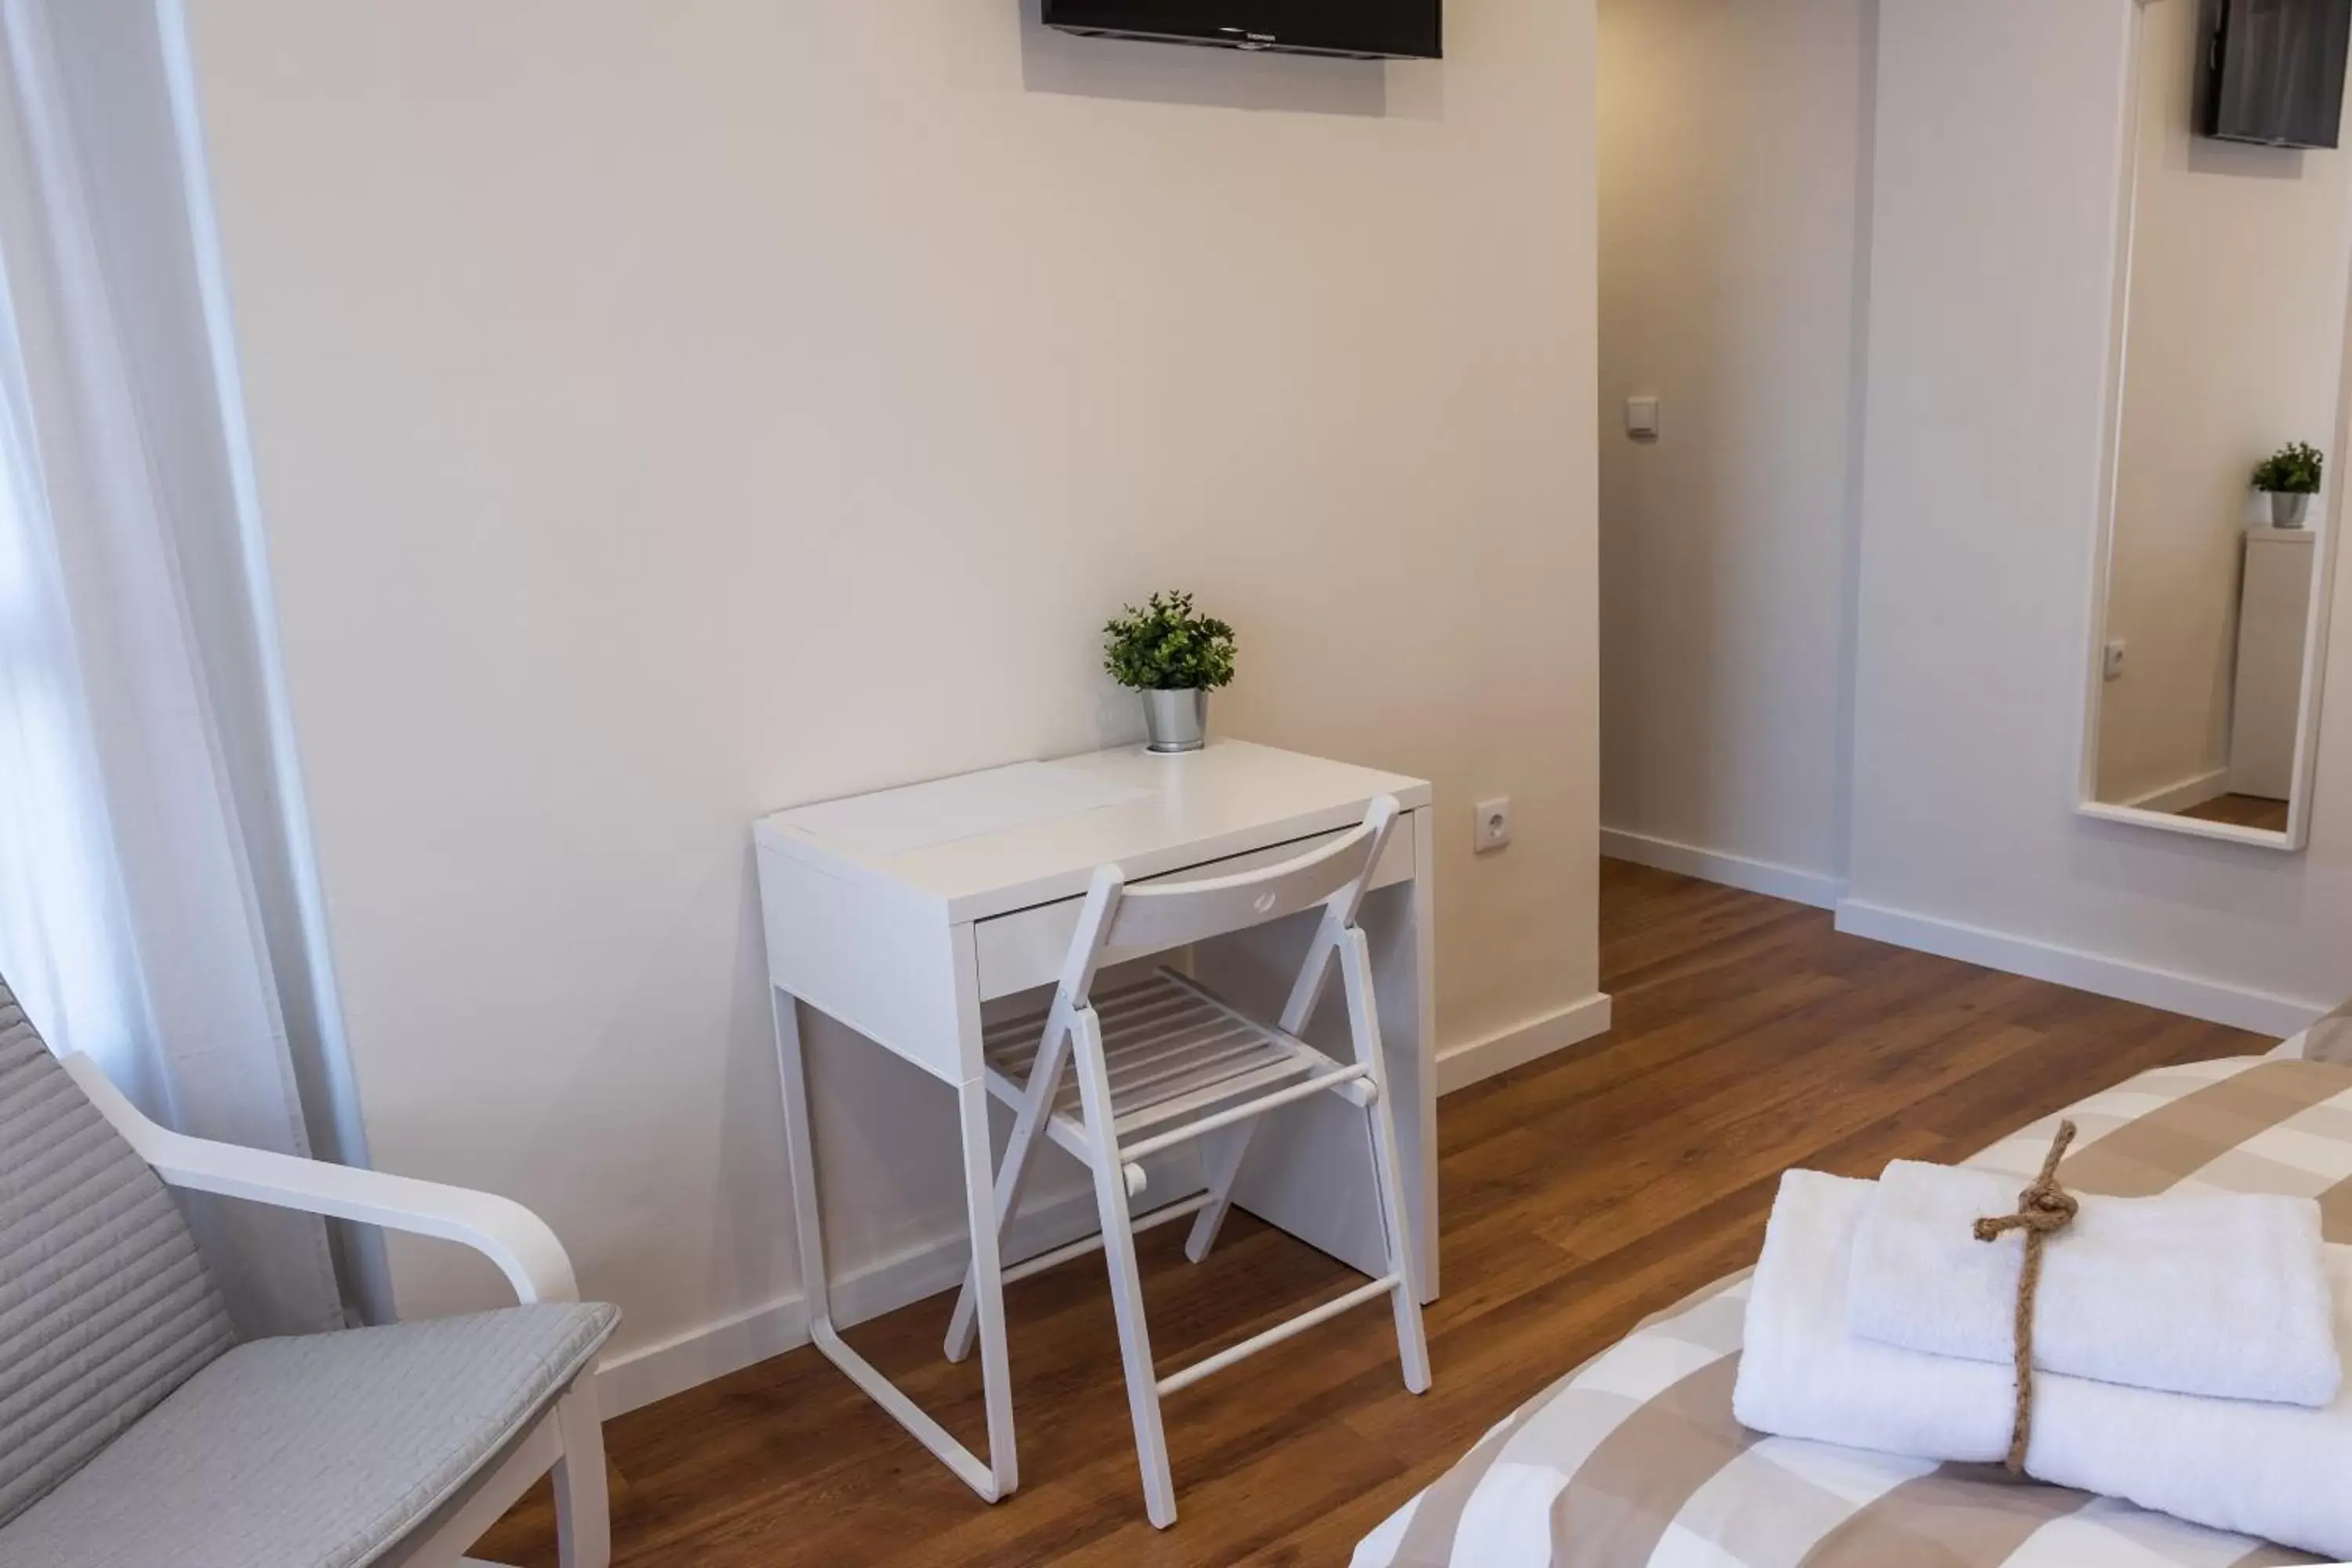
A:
1474 797 1513 854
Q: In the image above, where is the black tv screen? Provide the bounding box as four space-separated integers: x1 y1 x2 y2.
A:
1042 1 1442 60
2206 0 2352 148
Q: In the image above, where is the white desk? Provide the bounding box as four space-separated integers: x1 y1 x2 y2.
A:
753 739 1437 1501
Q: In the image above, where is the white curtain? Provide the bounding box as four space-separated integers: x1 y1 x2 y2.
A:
0 0 345 1336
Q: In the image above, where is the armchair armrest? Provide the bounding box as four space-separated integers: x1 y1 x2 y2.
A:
63 1054 579 1305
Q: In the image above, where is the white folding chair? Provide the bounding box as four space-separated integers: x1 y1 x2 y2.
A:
942 794 1430 1528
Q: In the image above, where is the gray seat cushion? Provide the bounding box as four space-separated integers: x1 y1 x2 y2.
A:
0 981 234 1529
0 1302 619 1568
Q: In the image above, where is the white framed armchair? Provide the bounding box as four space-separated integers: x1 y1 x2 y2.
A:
0 981 616 1568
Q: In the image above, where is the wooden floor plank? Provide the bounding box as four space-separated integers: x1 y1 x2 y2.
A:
476 859 2269 1566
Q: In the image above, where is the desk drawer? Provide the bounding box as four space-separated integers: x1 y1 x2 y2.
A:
973 811 1417 1002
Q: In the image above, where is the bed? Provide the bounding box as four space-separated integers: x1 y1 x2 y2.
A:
1353 1002 2352 1568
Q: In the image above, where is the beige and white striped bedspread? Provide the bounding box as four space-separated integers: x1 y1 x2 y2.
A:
1356 1029 2352 1568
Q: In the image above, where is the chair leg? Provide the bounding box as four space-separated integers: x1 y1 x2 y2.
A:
1338 929 1431 1394
1182 1121 1256 1264
1071 1013 1178 1529
551 1383 612 1568
946 1023 1071 1363
1364 1098 1432 1393
956 1074 1022 1497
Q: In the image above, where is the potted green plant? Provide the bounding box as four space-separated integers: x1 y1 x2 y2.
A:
1102 590 1237 754
2252 441 2324 529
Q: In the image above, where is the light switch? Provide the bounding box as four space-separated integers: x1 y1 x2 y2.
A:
1625 396 1661 440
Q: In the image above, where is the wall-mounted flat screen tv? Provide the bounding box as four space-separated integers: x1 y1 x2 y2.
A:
1041 1 1442 60
2205 0 2352 148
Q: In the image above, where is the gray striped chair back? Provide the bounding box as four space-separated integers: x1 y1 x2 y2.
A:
0 978 234 1526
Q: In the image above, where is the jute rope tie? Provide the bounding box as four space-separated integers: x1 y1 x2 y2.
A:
1970 1120 2079 1474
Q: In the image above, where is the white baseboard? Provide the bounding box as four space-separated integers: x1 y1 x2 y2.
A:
2122 767 2230 815
1433 992 1613 1095
1833 897 2328 1039
595 1290 805 1420
594 1181 1122 1417
1599 827 1846 910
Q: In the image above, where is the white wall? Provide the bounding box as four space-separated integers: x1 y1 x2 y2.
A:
1595 0 1871 901
1593 0 2349 1031
2096 0 2352 807
1842 0 2352 1031
179 2 1600 1392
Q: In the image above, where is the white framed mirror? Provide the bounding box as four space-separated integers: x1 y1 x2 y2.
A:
2081 0 2352 851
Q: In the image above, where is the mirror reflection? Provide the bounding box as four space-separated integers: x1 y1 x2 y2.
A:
2089 0 2352 844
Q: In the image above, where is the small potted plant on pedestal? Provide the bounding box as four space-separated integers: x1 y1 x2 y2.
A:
2252 441 2324 529
1102 590 1237 754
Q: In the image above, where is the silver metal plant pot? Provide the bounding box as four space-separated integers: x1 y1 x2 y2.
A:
2270 492 2312 529
1140 688 1207 753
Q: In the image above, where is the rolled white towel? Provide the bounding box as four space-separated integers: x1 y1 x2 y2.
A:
1849 1159 2340 1406
1735 1171 2352 1563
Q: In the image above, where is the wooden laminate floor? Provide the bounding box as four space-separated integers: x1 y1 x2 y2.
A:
481 860 2268 1567
2178 793 2291 833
